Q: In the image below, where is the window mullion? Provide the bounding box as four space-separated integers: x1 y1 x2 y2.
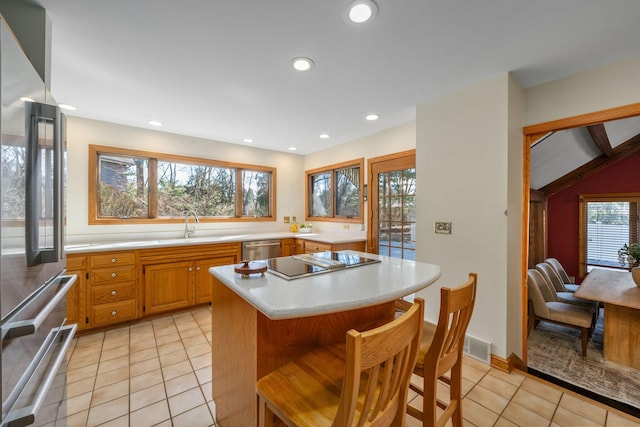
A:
235 168 243 217
148 158 158 218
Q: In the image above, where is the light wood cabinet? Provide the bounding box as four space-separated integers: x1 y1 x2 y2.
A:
140 242 241 317
87 251 138 328
281 238 301 256
195 255 238 304
144 261 194 315
65 255 87 331
65 238 367 332
300 239 366 254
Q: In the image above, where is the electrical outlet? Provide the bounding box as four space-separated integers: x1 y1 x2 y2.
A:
284 216 290 224
343 224 350 230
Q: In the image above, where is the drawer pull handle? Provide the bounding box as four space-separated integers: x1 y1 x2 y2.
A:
111 290 117 296
111 258 117 263
111 272 117 278
188 267 193 272
111 310 117 316
196 266 200 271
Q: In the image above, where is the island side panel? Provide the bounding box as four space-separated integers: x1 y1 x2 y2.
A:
256 301 395 378
603 303 640 369
211 277 258 426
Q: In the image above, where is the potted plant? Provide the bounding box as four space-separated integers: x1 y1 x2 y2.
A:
618 243 640 268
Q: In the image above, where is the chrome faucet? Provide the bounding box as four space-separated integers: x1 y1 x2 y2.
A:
183 210 199 238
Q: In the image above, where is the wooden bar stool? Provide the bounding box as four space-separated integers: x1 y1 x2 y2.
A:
256 298 425 427
407 273 477 427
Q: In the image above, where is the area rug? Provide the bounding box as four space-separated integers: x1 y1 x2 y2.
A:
527 308 640 416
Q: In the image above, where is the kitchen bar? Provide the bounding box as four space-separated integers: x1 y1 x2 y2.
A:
209 251 441 426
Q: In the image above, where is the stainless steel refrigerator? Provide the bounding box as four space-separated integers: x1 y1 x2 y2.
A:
1 17 76 427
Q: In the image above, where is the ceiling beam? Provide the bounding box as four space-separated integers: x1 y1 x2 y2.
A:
586 124 613 157
541 132 640 196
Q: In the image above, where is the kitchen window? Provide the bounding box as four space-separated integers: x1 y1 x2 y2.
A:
89 145 275 224
305 159 363 223
578 193 640 274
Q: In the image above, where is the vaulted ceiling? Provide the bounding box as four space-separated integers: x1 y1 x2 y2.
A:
530 115 640 195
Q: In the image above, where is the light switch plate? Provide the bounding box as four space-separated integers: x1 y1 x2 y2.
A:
435 221 452 234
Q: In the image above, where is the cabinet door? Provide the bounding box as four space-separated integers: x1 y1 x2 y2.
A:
144 261 194 315
65 269 87 330
195 255 238 304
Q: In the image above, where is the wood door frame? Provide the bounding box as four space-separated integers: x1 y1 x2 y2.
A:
520 102 640 361
367 149 416 254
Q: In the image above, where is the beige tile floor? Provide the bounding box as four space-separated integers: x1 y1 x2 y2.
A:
61 307 640 427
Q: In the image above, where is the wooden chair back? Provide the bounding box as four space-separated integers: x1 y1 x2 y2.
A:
421 273 477 427
335 297 424 426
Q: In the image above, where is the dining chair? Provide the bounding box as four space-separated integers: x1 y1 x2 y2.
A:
406 273 477 427
535 264 598 317
535 262 577 293
527 269 593 356
544 258 579 292
256 298 424 427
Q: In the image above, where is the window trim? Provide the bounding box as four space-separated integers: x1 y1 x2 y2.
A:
88 144 276 224
578 192 640 277
305 158 364 224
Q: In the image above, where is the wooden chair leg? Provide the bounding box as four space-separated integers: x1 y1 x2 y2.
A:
259 396 275 427
581 328 588 357
450 362 464 427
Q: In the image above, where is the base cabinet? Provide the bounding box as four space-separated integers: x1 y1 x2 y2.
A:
88 251 138 328
64 238 366 332
144 261 194 315
140 243 241 318
195 256 238 304
65 255 87 331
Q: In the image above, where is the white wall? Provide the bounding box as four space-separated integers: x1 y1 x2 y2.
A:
415 74 514 358
66 117 305 244
525 54 640 125
303 121 416 234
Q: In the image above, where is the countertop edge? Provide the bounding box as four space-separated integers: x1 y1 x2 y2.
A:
210 252 442 320
65 231 366 254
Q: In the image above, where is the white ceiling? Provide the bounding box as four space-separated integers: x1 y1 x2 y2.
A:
31 0 640 155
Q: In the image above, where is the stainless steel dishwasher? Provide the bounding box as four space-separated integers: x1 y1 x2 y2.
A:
242 240 282 261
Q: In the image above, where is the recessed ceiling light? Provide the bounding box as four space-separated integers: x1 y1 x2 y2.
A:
319 133 331 139
20 97 35 103
243 138 254 143
346 0 378 24
148 120 163 127
288 146 297 151
59 104 77 111
365 114 379 121
291 57 314 72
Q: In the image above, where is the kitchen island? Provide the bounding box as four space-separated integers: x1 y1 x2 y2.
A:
209 251 441 426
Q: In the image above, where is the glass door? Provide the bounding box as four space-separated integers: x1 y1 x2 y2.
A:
368 151 416 260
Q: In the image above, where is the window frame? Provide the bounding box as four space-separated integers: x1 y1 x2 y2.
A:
578 192 640 276
88 144 276 224
305 158 364 224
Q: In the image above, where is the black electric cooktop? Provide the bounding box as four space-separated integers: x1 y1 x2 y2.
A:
266 251 380 280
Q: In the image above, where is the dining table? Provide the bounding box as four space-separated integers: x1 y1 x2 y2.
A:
574 268 640 368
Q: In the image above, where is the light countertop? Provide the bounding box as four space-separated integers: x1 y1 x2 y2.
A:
65 231 366 254
209 251 441 320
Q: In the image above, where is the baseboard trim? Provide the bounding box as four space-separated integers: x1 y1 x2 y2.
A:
490 354 510 372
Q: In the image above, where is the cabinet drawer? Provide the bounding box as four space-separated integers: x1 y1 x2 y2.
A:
303 241 332 253
66 256 86 270
91 252 136 268
91 300 136 327
92 265 136 284
91 282 135 304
